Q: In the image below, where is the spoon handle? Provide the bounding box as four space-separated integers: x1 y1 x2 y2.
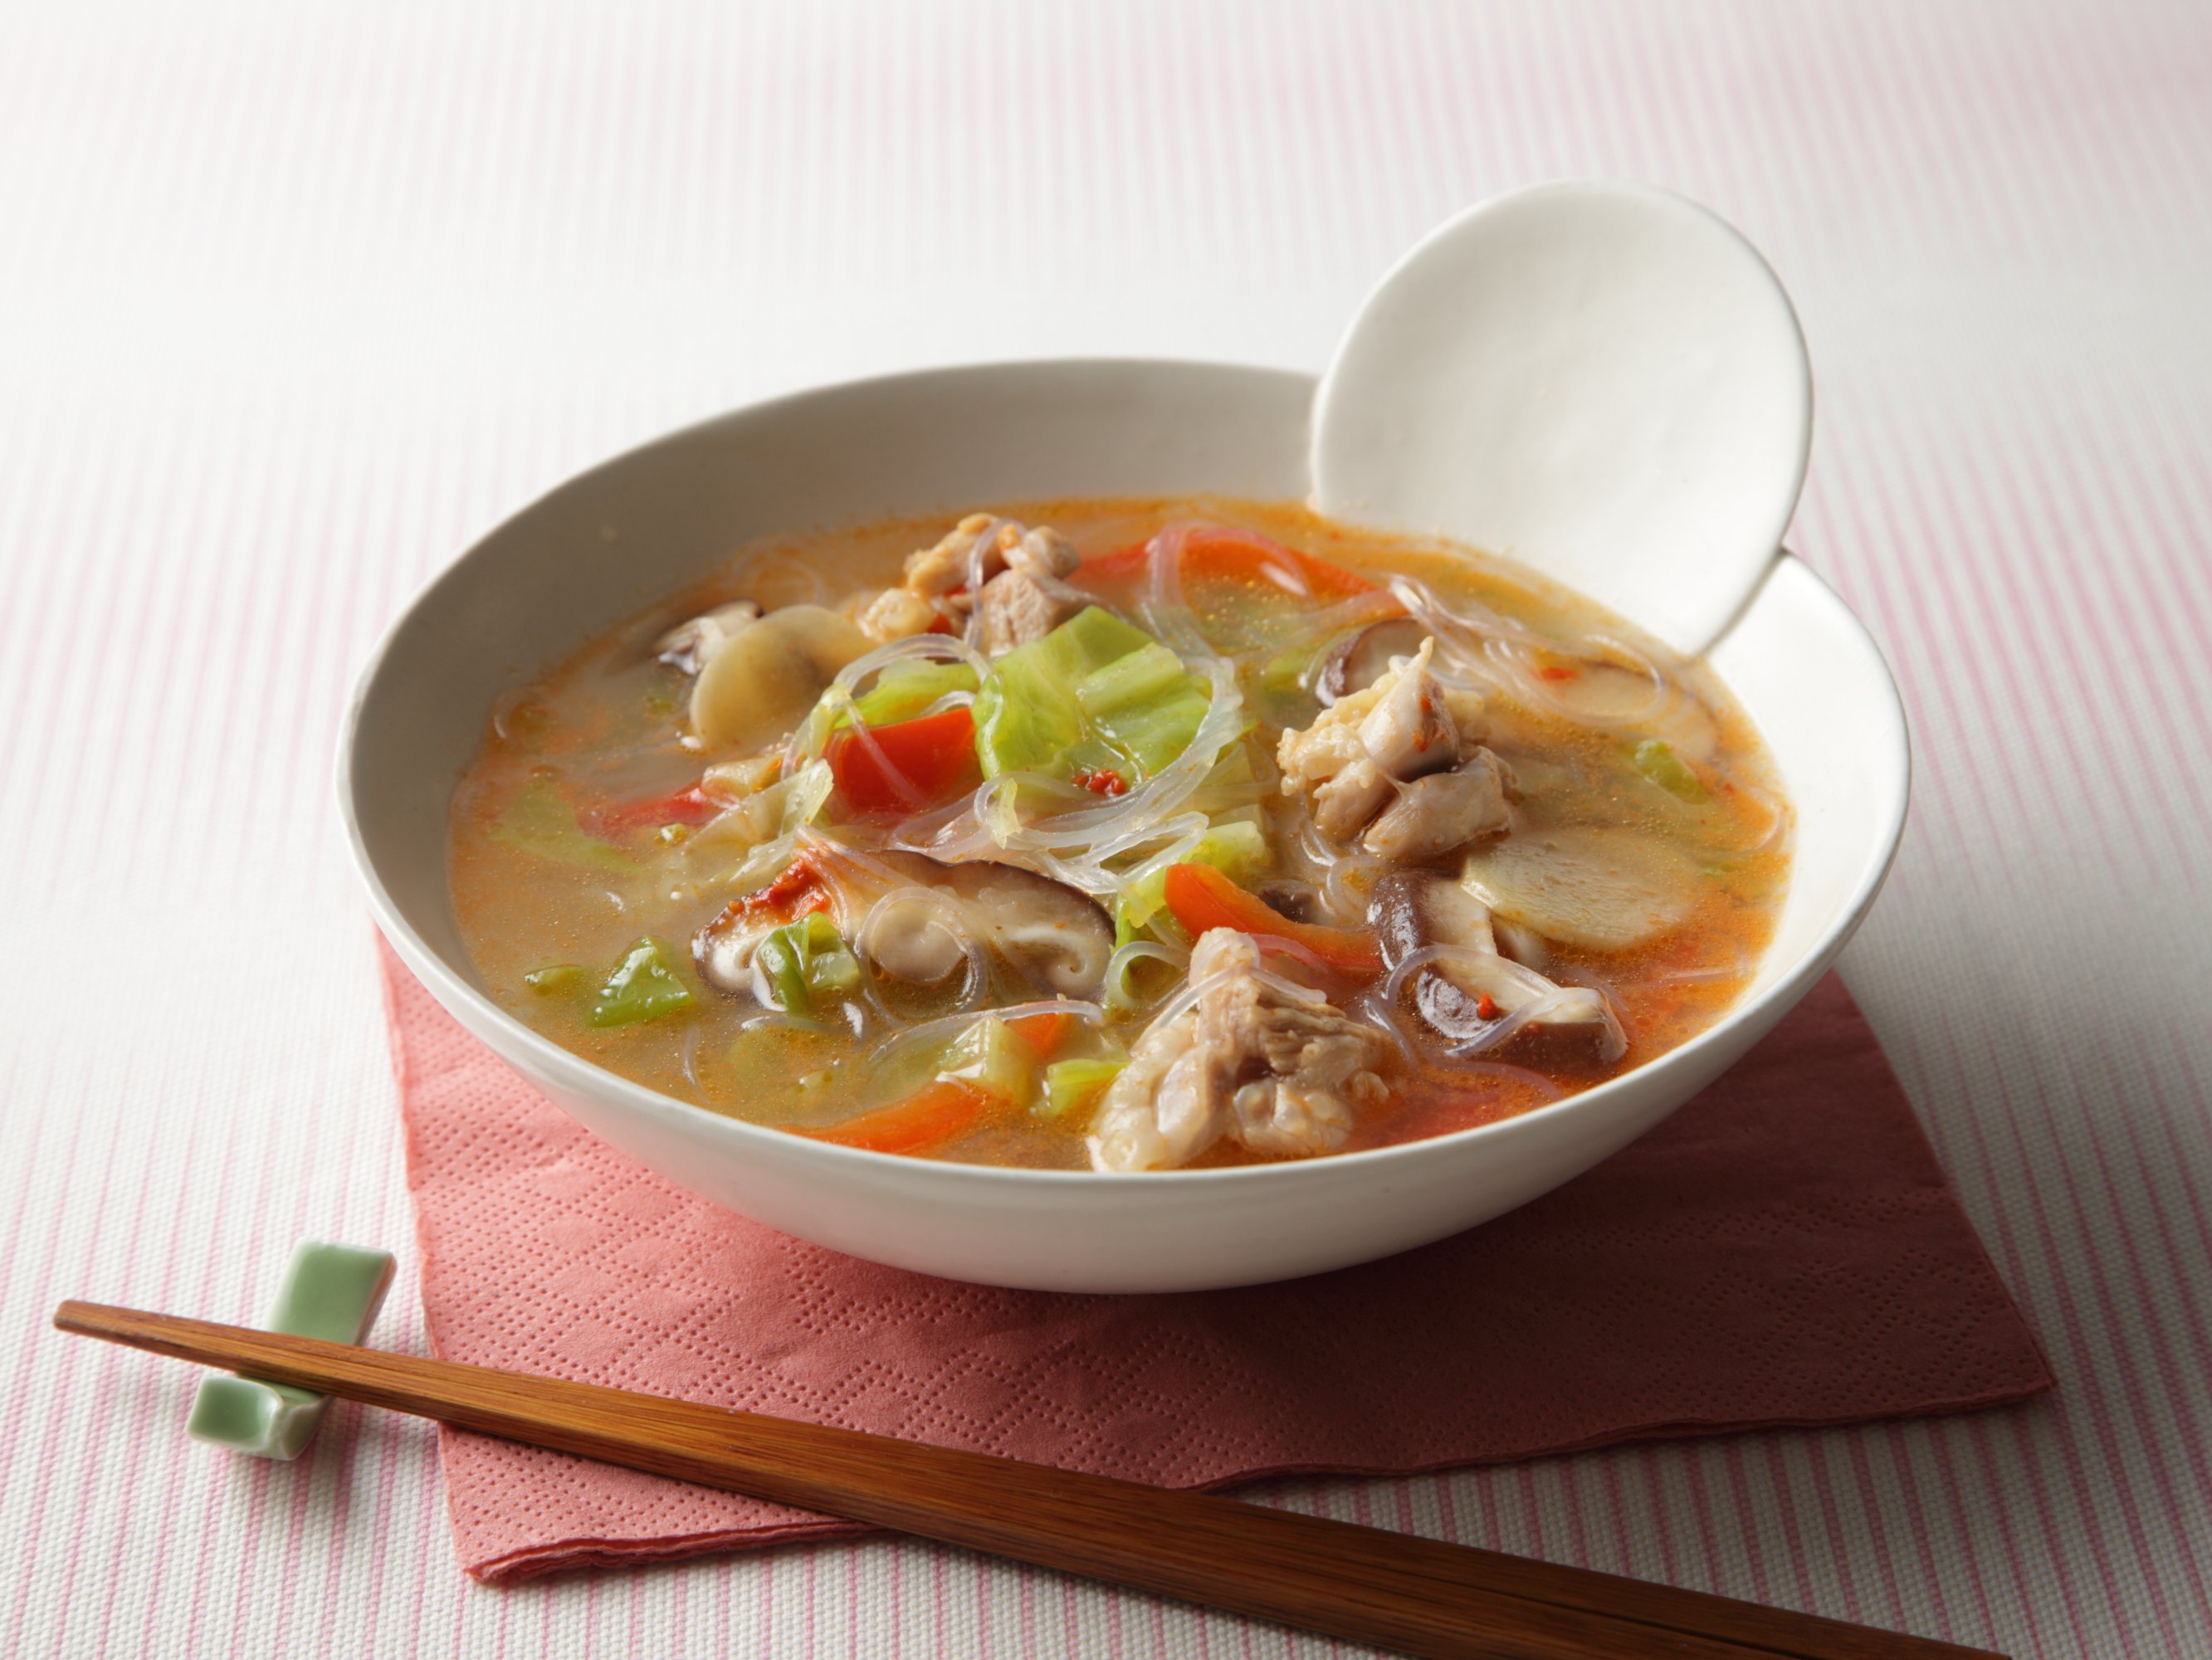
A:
55 1301 2000 1660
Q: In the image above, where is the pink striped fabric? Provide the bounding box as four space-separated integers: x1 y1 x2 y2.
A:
2 1 2205 1655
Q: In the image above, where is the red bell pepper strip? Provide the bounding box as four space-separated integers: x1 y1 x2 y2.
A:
801 1013 1069 1153
1010 1010 1072 1060
1079 526 1376 602
586 784 717 839
736 853 833 922
796 1078 993 1154
1161 862 1382 977
825 706 982 816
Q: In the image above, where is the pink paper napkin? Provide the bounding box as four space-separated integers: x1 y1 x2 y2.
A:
381 941 2052 1582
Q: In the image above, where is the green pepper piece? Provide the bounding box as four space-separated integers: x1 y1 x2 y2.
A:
797 911 862 993
1042 1057 1126 1120
753 925 812 1016
523 963 588 997
752 912 862 1013
589 937 696 1028
1632 739 1707 801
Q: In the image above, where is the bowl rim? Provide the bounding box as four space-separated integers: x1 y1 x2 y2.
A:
339 355 1911 1192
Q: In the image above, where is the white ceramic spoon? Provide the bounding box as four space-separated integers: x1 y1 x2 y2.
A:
1311 180 1811 657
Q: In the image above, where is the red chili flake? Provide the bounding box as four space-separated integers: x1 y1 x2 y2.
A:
1072 768 1129 797
1536 665 1580 682
1476 993 1502 1021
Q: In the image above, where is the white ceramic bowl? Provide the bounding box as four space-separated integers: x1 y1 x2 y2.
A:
340 359 1908 1293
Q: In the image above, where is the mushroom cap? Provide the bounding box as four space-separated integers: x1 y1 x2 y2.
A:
855 886 972 985
1314 616 1428 706
689 604 872 753
861 849 1116 1000
1372 872 1498 1047
1370 869 1617 1057
653 600 761 676
694 901 774 997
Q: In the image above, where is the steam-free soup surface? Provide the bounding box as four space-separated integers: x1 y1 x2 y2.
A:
450 499 1789 1170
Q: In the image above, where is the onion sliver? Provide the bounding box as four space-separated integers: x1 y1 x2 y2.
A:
1103 940 1190 1013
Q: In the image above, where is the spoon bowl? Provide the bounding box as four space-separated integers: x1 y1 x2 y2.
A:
1311 180 1812 656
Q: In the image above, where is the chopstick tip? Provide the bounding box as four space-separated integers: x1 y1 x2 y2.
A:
52 1299 116 1339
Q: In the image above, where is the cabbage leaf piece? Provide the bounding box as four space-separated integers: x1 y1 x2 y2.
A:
972 608 1210 783
490 774 637 872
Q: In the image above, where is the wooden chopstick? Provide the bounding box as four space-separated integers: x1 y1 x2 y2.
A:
56 1301 2004 1660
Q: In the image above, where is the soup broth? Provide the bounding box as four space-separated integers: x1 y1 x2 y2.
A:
450 499 1789 1170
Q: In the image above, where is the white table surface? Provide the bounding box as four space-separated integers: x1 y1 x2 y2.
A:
3 2 2208 1654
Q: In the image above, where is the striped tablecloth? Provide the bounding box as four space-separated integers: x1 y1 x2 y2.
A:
3 2 2206 1654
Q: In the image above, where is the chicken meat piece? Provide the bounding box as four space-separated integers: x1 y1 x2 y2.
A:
1352 639 1462 775
1278 638 1505 853
1083 1008 1208 1173
870 517 1086 648
1362 749 1514 862
902 516 1079 598
974 568 1089 653
1086 931 1392 1172
901 514 1000 598
849 517 994 645
999 524 1081 582
854 586 938 644
1226 1003 1391 1158
1278 640 1448 837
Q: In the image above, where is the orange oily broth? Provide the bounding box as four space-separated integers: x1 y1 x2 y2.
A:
448 496 1788 1169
